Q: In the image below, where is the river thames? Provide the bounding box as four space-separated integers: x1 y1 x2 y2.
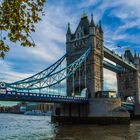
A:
0 114 140 140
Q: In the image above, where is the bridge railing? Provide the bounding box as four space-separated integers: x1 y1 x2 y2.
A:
0 89 89 103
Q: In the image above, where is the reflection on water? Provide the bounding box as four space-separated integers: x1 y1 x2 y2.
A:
0 114 140 140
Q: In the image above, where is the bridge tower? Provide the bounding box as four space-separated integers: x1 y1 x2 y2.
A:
66 14 104 98
117 49 140 115
117 49 140 102
52 14 130 124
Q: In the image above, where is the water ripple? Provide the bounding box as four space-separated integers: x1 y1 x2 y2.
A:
0 114 140 140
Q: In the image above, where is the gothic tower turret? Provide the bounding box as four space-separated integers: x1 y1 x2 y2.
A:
66 13 104 98
66 22 71 42
66 23 71 56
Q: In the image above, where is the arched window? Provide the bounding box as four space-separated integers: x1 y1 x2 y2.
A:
80 32 83 37
77 33 79 39
83 28 87 35
76 41 77 46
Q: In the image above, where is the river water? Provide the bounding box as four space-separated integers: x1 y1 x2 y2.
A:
0 114 140 140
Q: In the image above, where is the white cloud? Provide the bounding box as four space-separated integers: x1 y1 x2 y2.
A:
103 69 117 90
0 61 32 83
0 3 71 82
1 0 140 91
79 0 99 8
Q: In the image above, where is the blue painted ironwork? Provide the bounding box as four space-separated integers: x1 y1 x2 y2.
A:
6 54 66 88
122 102 134 111
2 47 91 91
0 46 138 104
0 89 88 103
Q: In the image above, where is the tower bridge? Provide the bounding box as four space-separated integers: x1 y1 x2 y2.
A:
0 14 140 124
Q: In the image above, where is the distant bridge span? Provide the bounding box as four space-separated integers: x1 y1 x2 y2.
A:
104 47 137 71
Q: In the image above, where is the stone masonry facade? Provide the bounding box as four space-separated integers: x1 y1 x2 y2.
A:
66 14 104 98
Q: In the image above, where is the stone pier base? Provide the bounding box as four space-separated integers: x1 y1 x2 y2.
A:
131 103 140 119
134 103 140 115
51 116 130 125
52 98 130 124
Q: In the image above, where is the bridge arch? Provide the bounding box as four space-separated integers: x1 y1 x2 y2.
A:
72 83 91 98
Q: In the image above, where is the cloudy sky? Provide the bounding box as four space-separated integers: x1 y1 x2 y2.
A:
0 0 140 105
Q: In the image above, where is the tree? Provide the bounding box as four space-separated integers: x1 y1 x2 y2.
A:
0 0 46 58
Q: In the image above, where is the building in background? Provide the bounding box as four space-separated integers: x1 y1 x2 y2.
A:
0 102 54 114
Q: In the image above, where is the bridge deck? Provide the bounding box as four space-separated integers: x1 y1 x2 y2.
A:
104 47 137 71
0 90 88 104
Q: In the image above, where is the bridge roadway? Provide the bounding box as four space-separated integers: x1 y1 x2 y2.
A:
104 47 137 71
0 90 88 104
0 89 135 111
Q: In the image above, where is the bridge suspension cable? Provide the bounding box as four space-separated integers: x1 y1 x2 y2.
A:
5 47 91 91
4 54 66 91
7 54 66 86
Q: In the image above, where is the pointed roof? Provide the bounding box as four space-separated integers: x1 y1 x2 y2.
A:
74 14 89 36
89 14 95 27
99 20 103 33
79 14 89 28
67 22 71 35
134 50 137 58
124 48 134 63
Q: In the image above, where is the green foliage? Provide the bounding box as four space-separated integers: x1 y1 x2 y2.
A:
0 0 46 58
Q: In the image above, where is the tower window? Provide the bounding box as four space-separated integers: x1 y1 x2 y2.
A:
75 41 77 46
81 32 83 37
77 33 80 39
83 28 87 35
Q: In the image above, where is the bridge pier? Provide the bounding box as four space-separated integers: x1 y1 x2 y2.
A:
134 73 140 117
117 70 140 117
52 98 130 124
52 103 89 123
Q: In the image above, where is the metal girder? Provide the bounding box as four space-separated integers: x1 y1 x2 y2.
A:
3 54 66 90
0 90 88 103
8 54 66 85
4 47 91 91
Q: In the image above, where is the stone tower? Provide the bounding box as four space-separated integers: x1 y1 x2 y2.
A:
52 14 130 124
117 49 140 103
66 14 104 98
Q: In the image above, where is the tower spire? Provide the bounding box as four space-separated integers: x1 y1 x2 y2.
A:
134 50 137 58
99 20 103 33
67 22 71 35
90 13 95 27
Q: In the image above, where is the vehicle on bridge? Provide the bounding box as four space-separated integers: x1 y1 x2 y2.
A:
95 91 117 98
